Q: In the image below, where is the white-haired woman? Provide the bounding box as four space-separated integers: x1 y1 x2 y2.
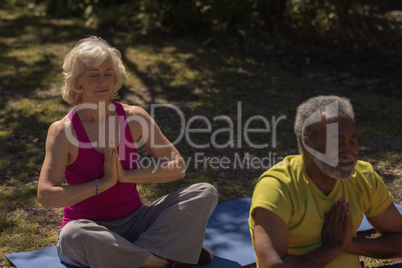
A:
38 36 218 268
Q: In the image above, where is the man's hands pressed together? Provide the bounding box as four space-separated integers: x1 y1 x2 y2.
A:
322 198 353 254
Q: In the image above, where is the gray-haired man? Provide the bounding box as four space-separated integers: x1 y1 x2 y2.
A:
249 95 402 268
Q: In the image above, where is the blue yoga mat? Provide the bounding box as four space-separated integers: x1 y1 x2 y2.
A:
5 200 402 267
201 198 255 267
5 246 75 268
6 198 255 268
357 204 402 232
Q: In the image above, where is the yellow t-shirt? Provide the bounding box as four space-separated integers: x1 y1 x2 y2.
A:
249 155 393 268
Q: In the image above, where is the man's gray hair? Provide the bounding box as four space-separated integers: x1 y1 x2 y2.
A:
294 95 355 153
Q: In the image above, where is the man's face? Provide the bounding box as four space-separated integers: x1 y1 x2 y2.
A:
310 116 359 180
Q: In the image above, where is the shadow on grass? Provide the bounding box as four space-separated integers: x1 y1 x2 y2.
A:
0 10 110 108
0 7 400 191
0 185 37 232
0 6 401 268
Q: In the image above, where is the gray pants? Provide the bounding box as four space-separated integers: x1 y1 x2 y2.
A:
57 183 218 268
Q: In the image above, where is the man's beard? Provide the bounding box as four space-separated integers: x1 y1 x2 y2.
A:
313 156 357 180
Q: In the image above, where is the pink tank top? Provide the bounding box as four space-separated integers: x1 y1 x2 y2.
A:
61 101 143 228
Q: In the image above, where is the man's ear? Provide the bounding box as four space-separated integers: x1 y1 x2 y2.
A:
299 136 308 149
299 136 313 156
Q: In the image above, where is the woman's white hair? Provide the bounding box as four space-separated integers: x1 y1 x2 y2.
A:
61 36 126 105
294 95 355 153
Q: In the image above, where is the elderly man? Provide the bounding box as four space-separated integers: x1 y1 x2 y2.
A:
249 95 402 268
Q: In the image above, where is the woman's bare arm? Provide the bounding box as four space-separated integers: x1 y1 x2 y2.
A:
38 119 117 209
118 105 185 184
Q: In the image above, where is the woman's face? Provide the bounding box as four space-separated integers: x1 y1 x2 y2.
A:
77 58 116 103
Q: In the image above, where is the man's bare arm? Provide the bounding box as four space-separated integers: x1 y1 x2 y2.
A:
348 203 402 259
253 199 353 268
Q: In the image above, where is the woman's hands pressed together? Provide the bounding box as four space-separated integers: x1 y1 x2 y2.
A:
99 141 128 193
102 142 118 188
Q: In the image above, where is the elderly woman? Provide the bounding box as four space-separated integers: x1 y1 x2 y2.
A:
38 36 218 268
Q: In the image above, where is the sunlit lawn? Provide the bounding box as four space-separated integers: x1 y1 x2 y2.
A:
1 7 401 268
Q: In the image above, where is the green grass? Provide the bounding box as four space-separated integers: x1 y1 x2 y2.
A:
1 6 401 268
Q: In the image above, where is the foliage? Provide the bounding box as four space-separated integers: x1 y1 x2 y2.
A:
0 5 401 267
7 0 399 49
